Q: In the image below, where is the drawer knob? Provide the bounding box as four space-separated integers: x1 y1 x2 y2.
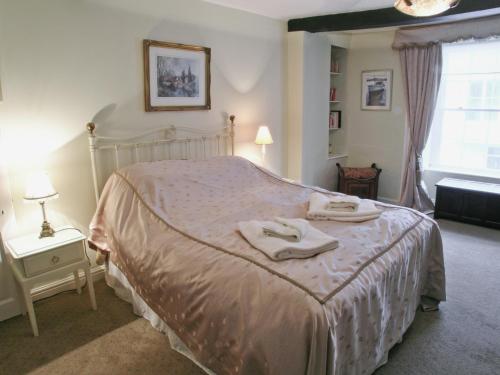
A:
51 255 60 264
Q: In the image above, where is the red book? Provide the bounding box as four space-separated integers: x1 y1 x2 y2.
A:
330 88 337 101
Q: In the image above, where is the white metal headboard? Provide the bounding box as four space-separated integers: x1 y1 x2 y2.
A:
86 115 236 204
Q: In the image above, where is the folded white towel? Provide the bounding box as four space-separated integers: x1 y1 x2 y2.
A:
238 218 339 261
312 213 381 222
307 192 382 222
262 217 309 242
324 195 361 212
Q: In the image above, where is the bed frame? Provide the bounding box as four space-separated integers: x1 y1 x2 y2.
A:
86 115 236 264
86 115 236 203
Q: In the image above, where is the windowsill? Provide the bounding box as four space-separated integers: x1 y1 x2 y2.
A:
424 167 500 181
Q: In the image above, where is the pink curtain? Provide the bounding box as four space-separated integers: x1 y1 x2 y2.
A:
399 44 442 212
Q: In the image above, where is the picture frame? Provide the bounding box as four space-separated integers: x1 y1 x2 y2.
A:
361 70 392 111
143 39 211 112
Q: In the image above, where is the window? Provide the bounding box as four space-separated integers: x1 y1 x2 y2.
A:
424 40 500 177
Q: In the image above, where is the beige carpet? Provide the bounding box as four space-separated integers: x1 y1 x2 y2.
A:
1 220 499 375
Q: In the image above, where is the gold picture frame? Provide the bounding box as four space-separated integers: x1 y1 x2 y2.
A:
143 39 211 112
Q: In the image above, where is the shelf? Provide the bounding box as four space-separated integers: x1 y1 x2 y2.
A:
328 153 348 160
329 47 347 165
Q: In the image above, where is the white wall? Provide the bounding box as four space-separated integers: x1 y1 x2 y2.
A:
286 32 304 182
0 0 285 240
301 32 339 189
344 31 406 202
287 30 403 197
0 130 21 321
344 31 500 203
286 31 347 190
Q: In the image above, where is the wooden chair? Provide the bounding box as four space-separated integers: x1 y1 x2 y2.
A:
336 163 382 200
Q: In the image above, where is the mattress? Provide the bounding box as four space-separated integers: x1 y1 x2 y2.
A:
89 156 446 375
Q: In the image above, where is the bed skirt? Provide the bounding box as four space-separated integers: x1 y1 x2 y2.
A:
106 261 215 375
104 260 428 375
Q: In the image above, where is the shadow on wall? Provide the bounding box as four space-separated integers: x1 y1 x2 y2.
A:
1 0 284 237
148 19 278 95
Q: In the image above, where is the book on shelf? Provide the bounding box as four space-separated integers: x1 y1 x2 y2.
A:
329 111 341 129
330 88 337 101
331 61 340 73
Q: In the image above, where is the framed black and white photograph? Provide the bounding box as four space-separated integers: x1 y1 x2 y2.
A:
143 39 211 111
361 70 392 111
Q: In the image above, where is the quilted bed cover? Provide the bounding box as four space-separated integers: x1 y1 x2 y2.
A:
89 156 445 375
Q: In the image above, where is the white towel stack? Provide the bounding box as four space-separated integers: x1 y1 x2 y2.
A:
261 217 309 242
238 217 339 261
324 195 361 212
307 192 382 222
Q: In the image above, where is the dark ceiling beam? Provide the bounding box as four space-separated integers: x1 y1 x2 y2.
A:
288 0 500 33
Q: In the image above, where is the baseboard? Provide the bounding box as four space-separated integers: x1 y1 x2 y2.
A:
31 265 106 302
0 296 22 322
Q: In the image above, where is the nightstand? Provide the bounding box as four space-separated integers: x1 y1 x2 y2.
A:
5 226 97 336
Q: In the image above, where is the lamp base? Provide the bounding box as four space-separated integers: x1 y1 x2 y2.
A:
40 221 55 238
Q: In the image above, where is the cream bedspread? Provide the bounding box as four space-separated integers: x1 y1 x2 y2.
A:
89 156 446 375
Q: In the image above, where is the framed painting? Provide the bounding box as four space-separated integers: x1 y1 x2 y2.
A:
361 70 393 111
143 39 211 111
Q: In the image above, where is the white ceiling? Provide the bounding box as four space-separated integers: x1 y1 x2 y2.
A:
202 0 395 20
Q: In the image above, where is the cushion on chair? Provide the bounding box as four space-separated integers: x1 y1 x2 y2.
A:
342 167 378 180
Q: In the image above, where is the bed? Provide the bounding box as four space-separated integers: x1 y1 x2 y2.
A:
86 117 446 375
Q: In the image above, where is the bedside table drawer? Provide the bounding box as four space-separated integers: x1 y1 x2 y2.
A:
22 242 84 277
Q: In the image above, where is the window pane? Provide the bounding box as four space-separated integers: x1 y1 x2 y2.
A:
425 39 500 177
441 111 464 141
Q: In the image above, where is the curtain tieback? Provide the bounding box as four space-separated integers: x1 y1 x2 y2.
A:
415 154 424 183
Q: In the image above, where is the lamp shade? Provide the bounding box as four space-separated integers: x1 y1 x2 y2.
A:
394 0 460 17
255 125 273 145
24 171 59 202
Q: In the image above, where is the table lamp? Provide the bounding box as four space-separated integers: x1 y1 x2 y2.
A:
255 125 273 165
24 171 59 238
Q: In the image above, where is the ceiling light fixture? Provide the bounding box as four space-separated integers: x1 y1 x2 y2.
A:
394 0 461 17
